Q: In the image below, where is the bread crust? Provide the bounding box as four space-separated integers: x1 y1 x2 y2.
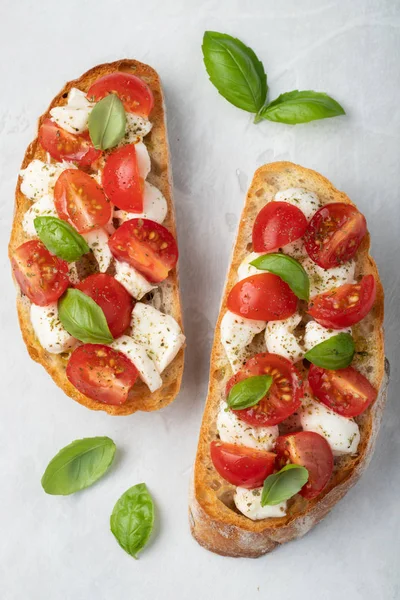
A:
190 162 387 557
8 59 184 416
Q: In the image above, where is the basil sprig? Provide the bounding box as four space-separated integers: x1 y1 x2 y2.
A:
34 216 89 262
202 31 345 125
110 483 155 559
251 253 310 301
261 464 309 506
88 94 126 150
304 332 355 370
41 437 116 496
58 288 113 344
227 375 272 410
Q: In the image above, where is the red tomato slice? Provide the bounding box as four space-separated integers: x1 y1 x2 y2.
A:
308 363 377 417
102 145 143 212
227 273 297 321
76 274 133 338
11 240 69 306
304 203 367 269
275 431 334 499
227 353 303 427
38 118 101 167
66 344 138 405
308 274 376 329
108 218 178 283
210 441 276 489
252 202 308 252
87 72 154 117
54 169 112 233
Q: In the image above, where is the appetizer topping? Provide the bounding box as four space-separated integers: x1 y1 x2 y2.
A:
50 88 93 134
114 181 168 225
111 335 162 393
252 201 308 252
250 253 310 301
274 188 321 220
20 159 75 201
23 195 58 236
30 302 76 354
210 441 276 489
265 313 304 363
220 311 266 372
114 260 157 300
102 144 143 212
39 118 101 167
234 487 287 520
217 402 279 451
300 255 356 297
87 72 154 118
82 228 113 273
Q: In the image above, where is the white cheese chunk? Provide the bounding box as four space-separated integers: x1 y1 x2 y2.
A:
114 182 167 225
303 321 351 353
50 88 93 134
300 257 356 298
220 311 266 373
281 238 307 260
265 313 304 363
300 397 360 455
124 113 152 142
22 194 57 237
217 402 278 451
30 303 76 354
67 88 92 109
114 260 156 299
111 335 162 393
131 303 185 373
20 160 74 201
82 228 112 273
234 487 287 520
237 252 265 281
274 188 321 221
135 141 151 179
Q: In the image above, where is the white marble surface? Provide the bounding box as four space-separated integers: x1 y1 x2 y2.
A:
1 1 399 598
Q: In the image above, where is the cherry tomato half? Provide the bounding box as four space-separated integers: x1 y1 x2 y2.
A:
252 202 308 252
87 72 154 117
11 240 69 306
38 118 101 167
275 431 334 500
102 144 143 212
226 353 303 427
210 441 276 489
66 344 138 405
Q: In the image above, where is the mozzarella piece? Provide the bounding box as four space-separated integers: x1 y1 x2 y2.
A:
234 487 287 520
135 141 151 179
82 228 112 273
300 257 356 298
220 311 266 373
20 160 73 201
124 113 152 141
265 313 304 363
50 88 93 134
281 238 307 260
131 303 185 373
111 335 162 393
237 252 265 280
114 260 156 299
300 397 360 455
67 88 92 108
114 182 168 225
30 303 76 354
303 321 351 353
22 194 57 236
217 403 278 451
274 188 321 221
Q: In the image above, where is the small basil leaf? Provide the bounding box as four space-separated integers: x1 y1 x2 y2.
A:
258 90 345 124
251 253 310 301
304 332 355 369
41 436 116 496
202 31 267 113
227 375 272 410
88 94 126 150
34 216 89 262
261 464 309 506
58 288 113 344
110 483 155 559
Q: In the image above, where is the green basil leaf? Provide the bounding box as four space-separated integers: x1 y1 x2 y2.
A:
88 94 126 150
110 483 155 559
227 375 272 410
34 216 89 262
258 90 345 124
58 288 113 344
304 332 355 369
41 436 116 496
261 464 309 506
202 31 267 113
251 253 310 301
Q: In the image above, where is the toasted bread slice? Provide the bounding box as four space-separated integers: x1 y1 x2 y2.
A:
8 59 184 416
190 162 387 557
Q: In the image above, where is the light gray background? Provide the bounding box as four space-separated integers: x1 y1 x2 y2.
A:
0 1 399 599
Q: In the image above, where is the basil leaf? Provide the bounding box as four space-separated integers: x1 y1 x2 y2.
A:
251 253 310 301
34 216 89 262
261 464 309 506
304 332 355 369
58 288 113 344
202 31 267 113
88 94 126 150
110 483 155 559
227 375 272 410
41 436 116 496
258 90 345 124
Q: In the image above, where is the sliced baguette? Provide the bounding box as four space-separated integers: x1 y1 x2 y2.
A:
190 161 387 557
8 59 184 416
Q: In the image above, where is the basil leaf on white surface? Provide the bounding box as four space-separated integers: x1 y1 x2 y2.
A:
257 90 345 124
304 333 355 369
34 216 89 262
58 288 113 344
261 464 309 506
227 375 273 410
41 437 116 496
251 253 310 301
110 483 155 559
88 94 126 150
